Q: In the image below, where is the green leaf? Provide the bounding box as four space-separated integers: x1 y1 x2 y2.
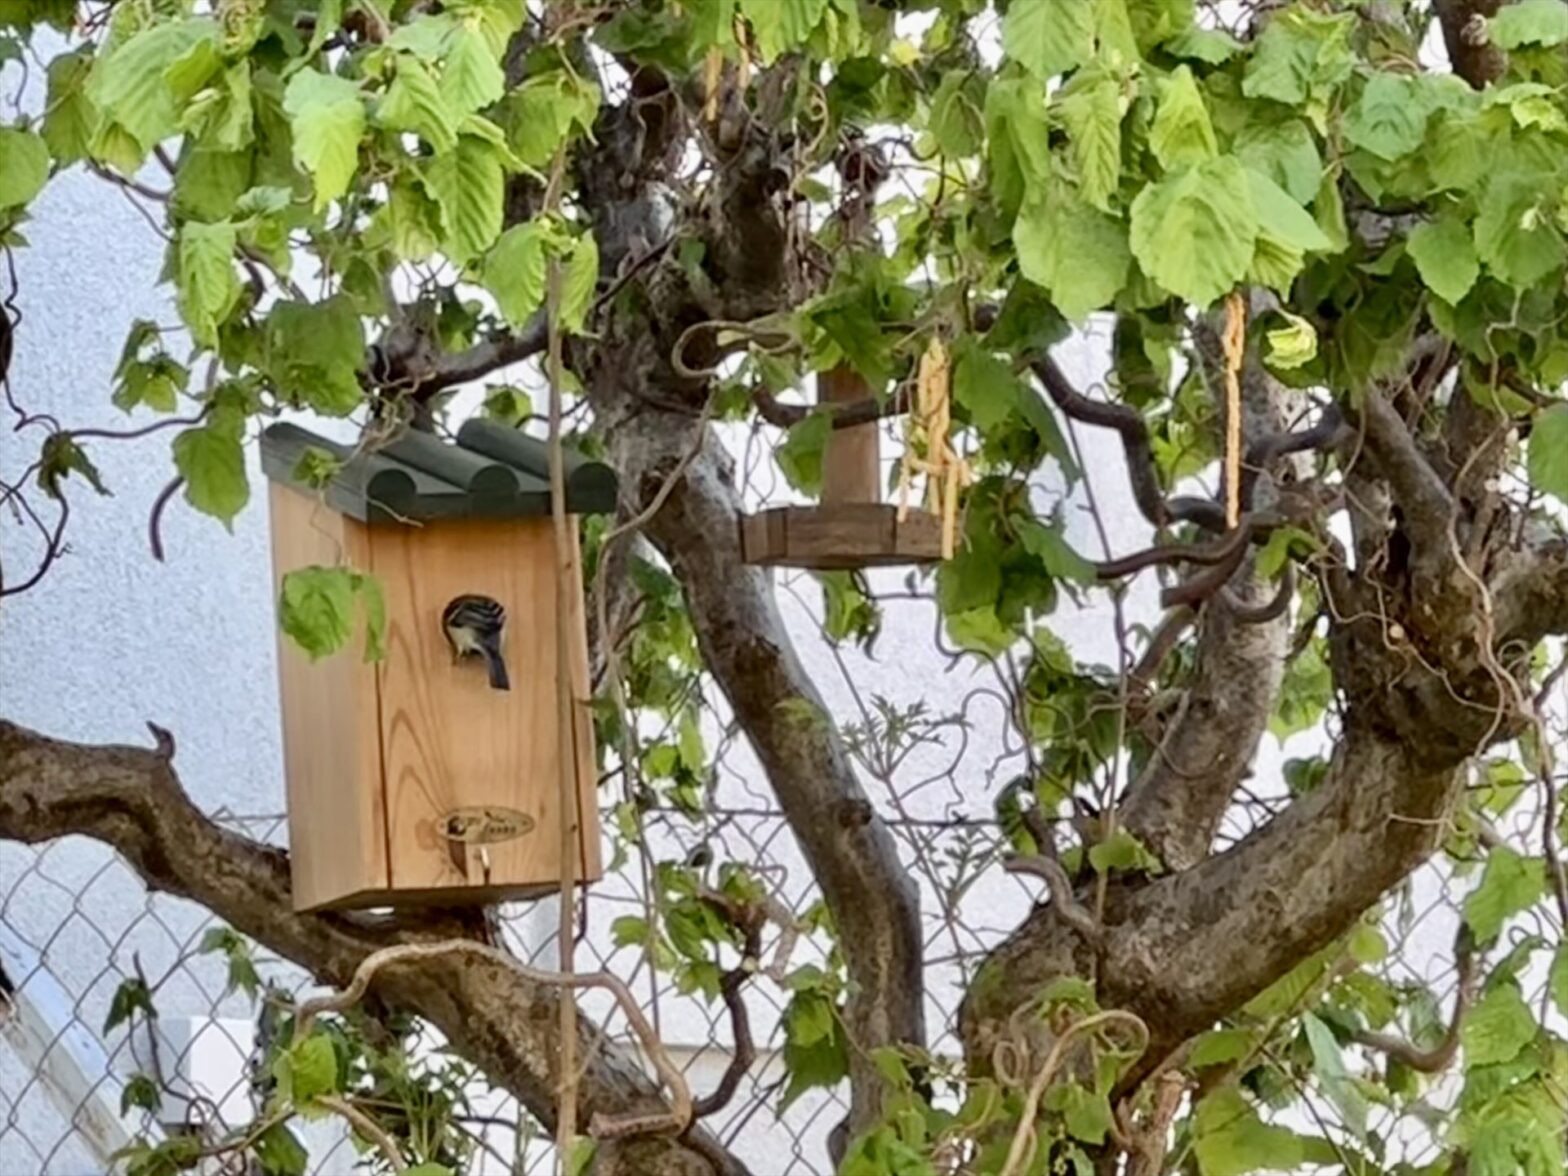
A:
1002 0 1093 81
1247 169 1331 253
1264 312 1317 371
777 410 832 495
1464 846 1546 942
562 1140 595 1176
283 68 364 211
1269 638 1331 738
559 231 600 333
1019 519 1095 585
610 915 649 948
500 70 600 171
1474 177 1566 288
1408 215 1480 305
1194 1088 1337 1176
1189 1028 1256 1068
1312 168 1348 252
272 1033 339 1106
944 606 1015 656
1303 1013 1368 1138
1129 155 1256 307
278 570 353 661
175 220 239 346
36 434 110 499
1234 118 1321 206
984 73 1051 216
119 1073 161 1118
1528 404 1568 503
263 297 365 416
1550 942 1568 1017
1461 982 1536 1067
0 127 48 209
378 56 457 153
42 50 98 165
1088 828 1162 875
740 0 828 63
928 70 984 159
279 566 385 661
252 1124 309 1176
1241 7 1354 108
173 422 248 526
426 135 504 264
442 21 505 113
1045 1083 1114 1145
1165 26 1243 65
1150 66 1216 169
1058 71 1123 212
1490 0 1568 49
104 977 156 1034
952 344 1021 432
1014 193 1130 321
1347 921 1388 964
1343 73 1430 162
88 18 216 156
780 988 848 1107
482 221 548 327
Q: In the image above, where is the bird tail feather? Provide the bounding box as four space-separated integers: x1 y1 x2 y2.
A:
482 638 510 691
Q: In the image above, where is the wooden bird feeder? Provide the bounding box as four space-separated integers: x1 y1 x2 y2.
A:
260 419 617 912
739 364 946 570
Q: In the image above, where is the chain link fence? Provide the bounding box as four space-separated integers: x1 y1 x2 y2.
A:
2 556 1561 1175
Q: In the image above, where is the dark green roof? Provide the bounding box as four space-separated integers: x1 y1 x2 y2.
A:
260 420 618 524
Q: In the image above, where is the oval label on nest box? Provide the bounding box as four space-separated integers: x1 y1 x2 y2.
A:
440 806 535 844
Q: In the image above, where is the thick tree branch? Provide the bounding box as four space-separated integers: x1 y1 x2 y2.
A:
1352 391 1457 566
1116 354 1296 871
965 724 1468 1080
590 367 924 1136
0 720 736 1176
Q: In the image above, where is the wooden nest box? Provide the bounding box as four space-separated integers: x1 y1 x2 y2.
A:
260 419 617 912
740 365 945 570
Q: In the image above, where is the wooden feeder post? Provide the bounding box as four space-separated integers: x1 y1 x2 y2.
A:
260 420 618 912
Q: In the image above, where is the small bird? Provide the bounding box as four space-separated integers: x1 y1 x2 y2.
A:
442 594 510 691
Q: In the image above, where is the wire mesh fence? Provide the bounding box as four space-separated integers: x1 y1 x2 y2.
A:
0 781 1514 1175
1 553 1562 1175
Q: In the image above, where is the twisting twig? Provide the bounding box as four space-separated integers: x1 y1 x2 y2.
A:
690 915 761 1121
1348 928 1476 1073
317 1095 407 1172
1003 855 1102 944
1220 565 1296 624
994 1009 1149 1176
289 940 693 1139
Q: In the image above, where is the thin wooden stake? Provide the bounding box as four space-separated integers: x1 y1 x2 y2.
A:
1222 291 1246 529
546 253 580 1168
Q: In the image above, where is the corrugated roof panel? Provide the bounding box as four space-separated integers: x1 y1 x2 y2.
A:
260 421 618 523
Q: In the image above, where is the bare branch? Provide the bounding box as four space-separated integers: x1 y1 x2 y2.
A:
1349 929 1476 1073
293 939 693 1140
1003 855 1103 944
0 719 734 1176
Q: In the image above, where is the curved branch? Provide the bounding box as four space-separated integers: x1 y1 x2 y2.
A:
594 378 925 1136
1349 928 1476 1073
967 724 1470 1083
0 720 734 1176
